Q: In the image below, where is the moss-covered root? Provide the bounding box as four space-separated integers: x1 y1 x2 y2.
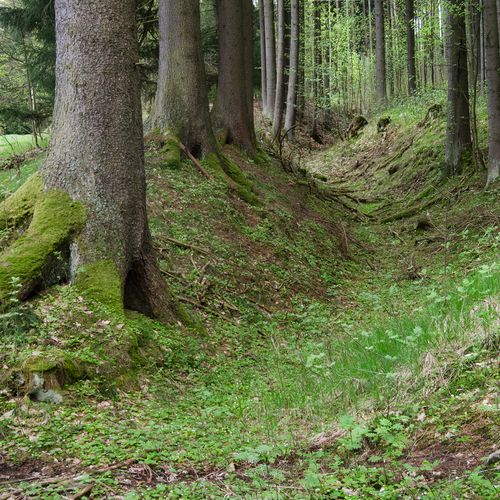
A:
161 134 181 169
203 152 259 206
0 191 85 305
74 259 123 313
0 172 44 230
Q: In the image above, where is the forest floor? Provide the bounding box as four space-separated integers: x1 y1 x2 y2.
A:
0 98 499 498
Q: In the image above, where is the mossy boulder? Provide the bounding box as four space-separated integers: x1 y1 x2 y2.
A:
161 134 181 169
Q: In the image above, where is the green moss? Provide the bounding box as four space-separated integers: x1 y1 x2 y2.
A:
0 172 44 230
162 134 181 169
0 190 86 304
202 152 259 206
75 260 123 313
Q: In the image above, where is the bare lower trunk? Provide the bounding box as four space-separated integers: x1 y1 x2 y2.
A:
259 0 267 110
149 0 216 156
445 0 472 177
405 0 417 94
485 0 500 184
213 0 256 154
263 0 276 118
375 0 387 102
41 0 177 321
284 0 299 139
272 0 286 138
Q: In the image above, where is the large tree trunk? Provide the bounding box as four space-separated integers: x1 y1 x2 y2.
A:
484 0 500 184
272 0 286 138
405 0 417 94
149 0 216 156
263 0 276 118
284 0 299 139
375 0 387 102
213 0 256 154
0 0 178 322
445 0 472 176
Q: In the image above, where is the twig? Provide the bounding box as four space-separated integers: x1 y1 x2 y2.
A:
70 483 94 500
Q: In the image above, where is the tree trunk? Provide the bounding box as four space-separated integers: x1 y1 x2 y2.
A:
35 0 177 321
272 0 286 137
312 0 322 141
213 0 256 154
375 0 387 102
484 0 500 184
405 0 417 94
259 0 267 111
149 0 216 156
284 0 299 139
445 0 472 176
263 0 276 118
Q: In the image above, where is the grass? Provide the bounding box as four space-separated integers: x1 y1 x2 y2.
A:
0 134 48 159
0 101 499 498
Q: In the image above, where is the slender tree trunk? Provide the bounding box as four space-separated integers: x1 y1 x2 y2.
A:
272 0 286 137
41 0 177 321
149 0 216 156
296 0 306 122
284 0 299 139
213 0 256 153
484 0 500 183
263 0 276 118
312 0 322 140
445 0 472 176
405 0 417 94
375 0 387 101
259 0 267 110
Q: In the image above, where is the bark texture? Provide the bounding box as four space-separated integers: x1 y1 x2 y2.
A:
272 0 286 138
263 0 276 118
445 0 472 176
213 0 256 154
284 0 299 139
484 0 500 184
42 0 178 322
259 0 267 110
149 0 216 156
375 0 387 102
405 0 417 94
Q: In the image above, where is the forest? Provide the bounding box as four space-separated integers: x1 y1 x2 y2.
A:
0 0 498 497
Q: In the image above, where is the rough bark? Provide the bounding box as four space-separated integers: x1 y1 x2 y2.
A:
405 0 417 94
272 0 286 138
263 0 276 118
259 0 267 110
284 0 299 139
39 0 178 322
484 0 500 183
213 0 256 154
445 0 472 176
149 0 216 156
375 0 387 102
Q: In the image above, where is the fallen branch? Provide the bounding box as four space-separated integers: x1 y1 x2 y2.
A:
179 142 212 180
160 237 210 255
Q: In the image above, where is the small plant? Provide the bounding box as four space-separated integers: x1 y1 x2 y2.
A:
0 277 38 337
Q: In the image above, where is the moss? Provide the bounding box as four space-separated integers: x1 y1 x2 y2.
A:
0 172 44 230
75 259 123 313
0 190 86 304
202 152 259 206
161 134 181 169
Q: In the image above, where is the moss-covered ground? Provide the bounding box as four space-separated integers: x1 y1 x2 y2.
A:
0 100 498 498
